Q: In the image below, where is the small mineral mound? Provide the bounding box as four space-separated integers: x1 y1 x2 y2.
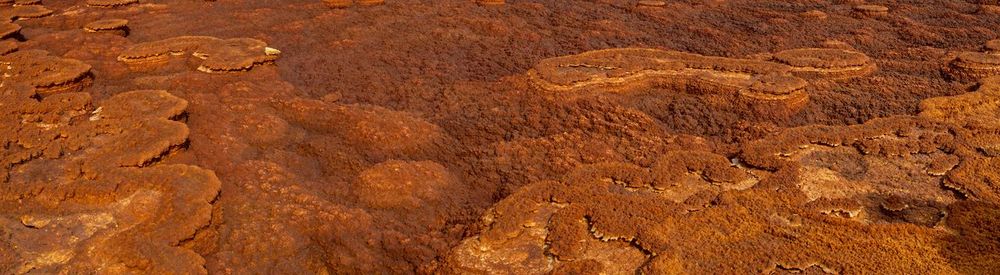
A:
853 4 889 16
477 0 504 5
0 22 20 38
637 0 666 8
528 48 810 117
946 45 1000 82
118 36 280 73
83 18 128 35
801 10 828 19
194 38 281 72
0 50 92 96
2 4 52 20
773 48 876 79
85 0 138 8
324 0 385 8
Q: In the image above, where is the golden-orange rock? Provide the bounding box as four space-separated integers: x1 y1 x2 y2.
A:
637 0 666 7
85 0 138 7
323 0 352 8
801 9 828 19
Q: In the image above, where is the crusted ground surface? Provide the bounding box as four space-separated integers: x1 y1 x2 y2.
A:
2 0 1000 274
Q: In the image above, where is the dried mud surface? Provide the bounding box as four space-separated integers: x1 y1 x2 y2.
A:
2 0 1000 274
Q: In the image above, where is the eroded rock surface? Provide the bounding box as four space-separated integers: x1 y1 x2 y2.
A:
0 89 220 274
3 0 1000 273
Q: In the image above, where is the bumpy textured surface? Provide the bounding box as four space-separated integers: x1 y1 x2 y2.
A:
1 89 220 274
2 0 1000 274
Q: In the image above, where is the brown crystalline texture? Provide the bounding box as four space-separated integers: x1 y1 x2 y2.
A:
0 50 92 97
481 98 716 192
445 114 996 274
0 89 221 274
772 48 877 80
920 77 1000 202
443 146 965 273
355 160 459 210
945 40 1000 82
269 97 453 161
117 36 281 73
527 48 813 118
740 116 974 226
85 0 138 8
